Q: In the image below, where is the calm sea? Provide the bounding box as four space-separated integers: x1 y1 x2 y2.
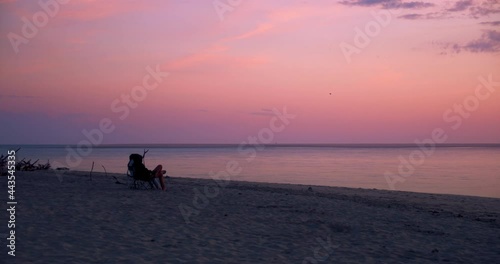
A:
1 144 499 198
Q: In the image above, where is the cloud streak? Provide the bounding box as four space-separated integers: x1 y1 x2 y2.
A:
460 30 500 52
339 1 500 54
470 0 500 18
447 0 474 12
164 4 339 71
480 20 500 26
58 0 153 21
0 95 39 99
250 109 275 117
446 30 500 53
339 0 434 9
398 12 446 20
394 0 500 20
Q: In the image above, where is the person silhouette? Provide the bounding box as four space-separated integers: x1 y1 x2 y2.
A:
128 153 166 191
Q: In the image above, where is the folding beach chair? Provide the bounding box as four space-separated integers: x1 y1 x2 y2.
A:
127 154 160 190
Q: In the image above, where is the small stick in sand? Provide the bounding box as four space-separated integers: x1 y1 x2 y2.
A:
112 175 124 184
142 149 149 165
101 165 107 176
101 164 124 184
90 161 94 181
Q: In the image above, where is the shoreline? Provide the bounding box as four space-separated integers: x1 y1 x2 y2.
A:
4 170 499 263
78 169 500 200
1 145 498 199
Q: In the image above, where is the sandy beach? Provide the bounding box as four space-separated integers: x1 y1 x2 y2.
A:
3 170 499 263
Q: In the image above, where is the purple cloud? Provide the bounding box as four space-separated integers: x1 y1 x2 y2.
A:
346 0 500 20
447 0 474 12
480 20 500 26
470 0 500 18
339 0 434 9
398 12 445 20
449 30 500 53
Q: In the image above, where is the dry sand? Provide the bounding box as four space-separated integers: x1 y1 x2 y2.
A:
2 170 499 263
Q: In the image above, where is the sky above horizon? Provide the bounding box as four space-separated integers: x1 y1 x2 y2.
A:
0 0 499 144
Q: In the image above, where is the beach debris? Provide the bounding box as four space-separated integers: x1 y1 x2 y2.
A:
106 165 124 184
98 164 124 184
113 175 125 184
0 154 7 175
89 161 94 181
101 165 107 176
1 148 52 175
16 159 51 171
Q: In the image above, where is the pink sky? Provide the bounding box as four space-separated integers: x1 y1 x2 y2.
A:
0 0 499 144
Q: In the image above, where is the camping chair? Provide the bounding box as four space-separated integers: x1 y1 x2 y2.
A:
127 154 160 190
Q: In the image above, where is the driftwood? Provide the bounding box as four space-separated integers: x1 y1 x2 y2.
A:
89 161 95 181
100 164 125 185
0 154 7 176
101 165 107 176
0 148 50 175
0 148 21 175
16 159 51 171
0 148 51 175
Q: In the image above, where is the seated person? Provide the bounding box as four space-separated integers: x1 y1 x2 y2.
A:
128 154 166 191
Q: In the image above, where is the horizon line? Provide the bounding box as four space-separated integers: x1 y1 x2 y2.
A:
1 143 500 148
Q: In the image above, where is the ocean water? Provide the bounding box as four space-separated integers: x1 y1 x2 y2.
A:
1 144 499 198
